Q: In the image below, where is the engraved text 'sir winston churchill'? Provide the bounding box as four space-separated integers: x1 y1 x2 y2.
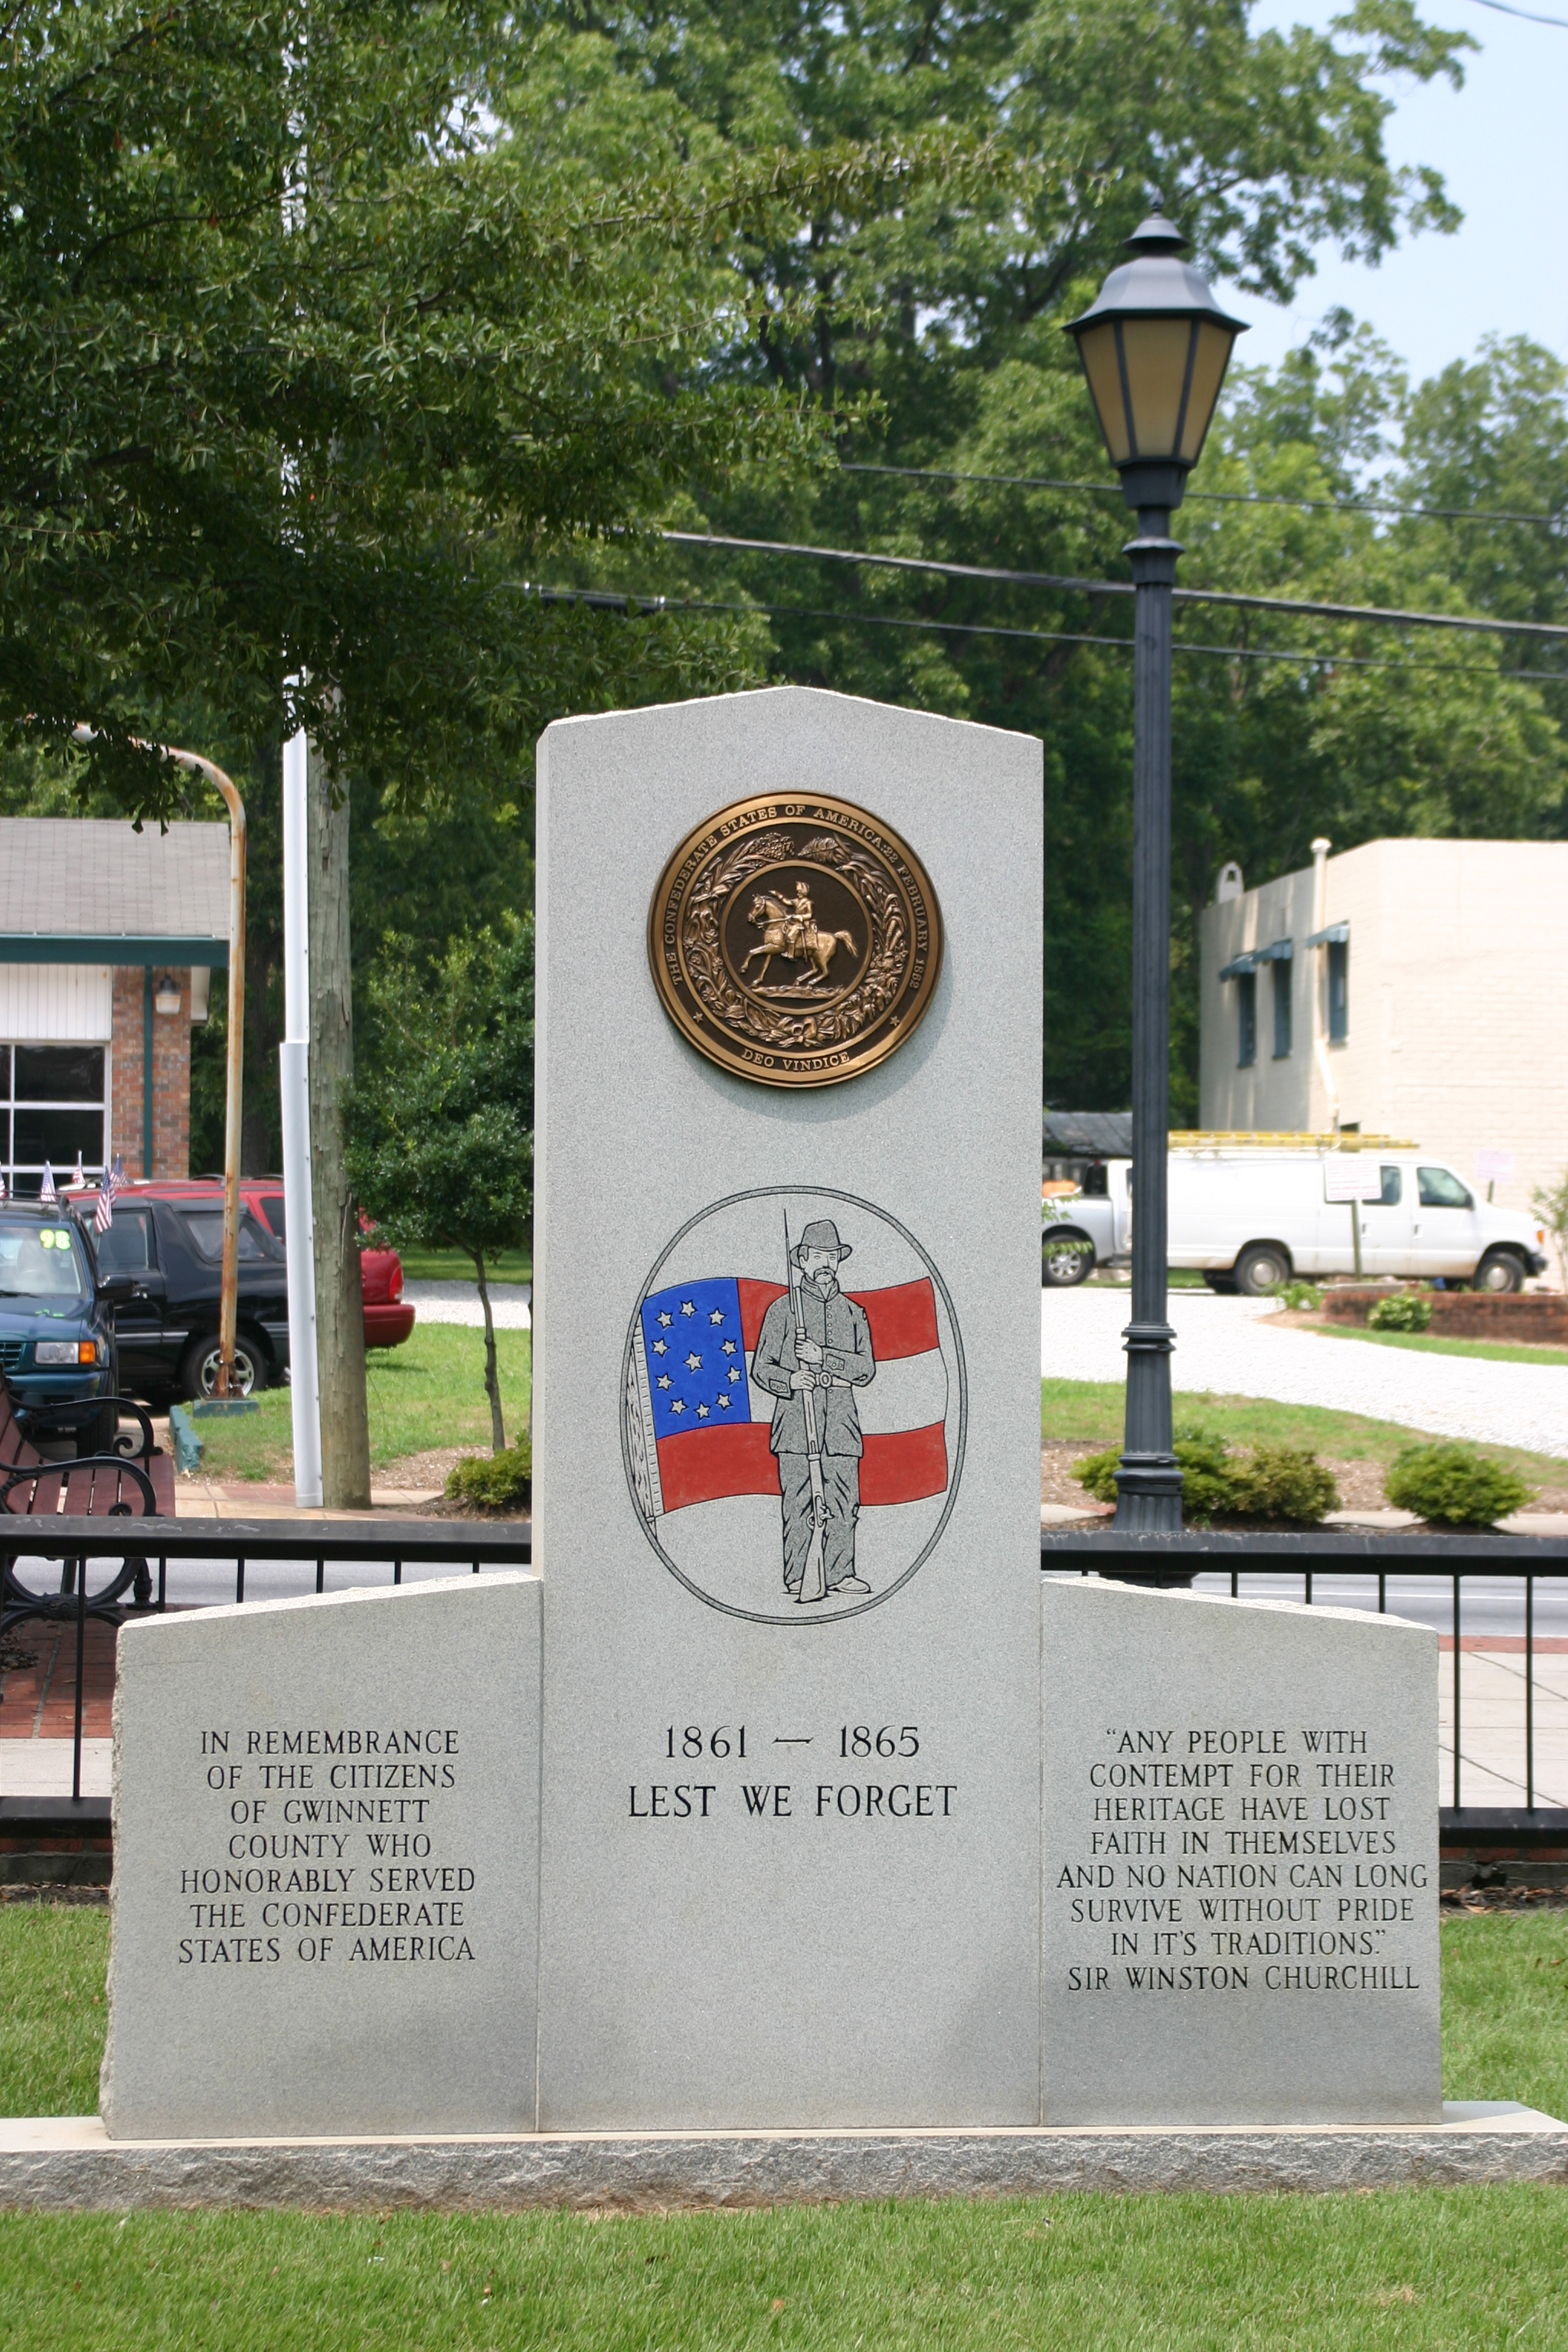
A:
750 1219 876 1602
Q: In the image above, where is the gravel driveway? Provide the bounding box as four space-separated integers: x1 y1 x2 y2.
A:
1041 1287 1568 1459
405 1279 531 1329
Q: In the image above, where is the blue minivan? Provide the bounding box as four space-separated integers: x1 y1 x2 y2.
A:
0 1199 130 1452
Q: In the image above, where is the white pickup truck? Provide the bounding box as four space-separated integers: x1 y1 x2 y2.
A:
1042 1142 1549 1295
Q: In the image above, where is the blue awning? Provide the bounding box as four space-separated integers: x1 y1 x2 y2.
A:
1305 922 1349 948
1219 937 1291 981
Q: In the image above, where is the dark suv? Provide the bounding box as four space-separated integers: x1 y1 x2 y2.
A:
73 1194 289 1403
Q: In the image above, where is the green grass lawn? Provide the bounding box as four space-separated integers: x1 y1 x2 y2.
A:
189 1325 532 1482
2 1906 1565 2348
3 2184 1568 2350
393 1246 531 1285
1302 1324 1568 1370
1041 1378 1568 1480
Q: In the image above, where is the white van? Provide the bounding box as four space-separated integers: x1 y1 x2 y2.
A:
1168 1146 1548 1295
1042 1140 1550 1295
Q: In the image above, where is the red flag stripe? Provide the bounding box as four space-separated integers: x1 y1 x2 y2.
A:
861 1423 949 1505
735 1276 938 1361
658 1422 778 1511
654 1420 949 1514
737 1279 783 1351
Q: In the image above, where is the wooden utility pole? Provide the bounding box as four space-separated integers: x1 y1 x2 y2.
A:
305 737 371 1508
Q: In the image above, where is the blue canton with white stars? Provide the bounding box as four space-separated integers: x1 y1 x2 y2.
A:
639 1277 751 1441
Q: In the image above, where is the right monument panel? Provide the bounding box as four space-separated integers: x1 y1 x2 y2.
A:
1041 1579 1442 2125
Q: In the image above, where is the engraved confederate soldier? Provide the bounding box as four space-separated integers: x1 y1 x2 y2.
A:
750 1221 877 1598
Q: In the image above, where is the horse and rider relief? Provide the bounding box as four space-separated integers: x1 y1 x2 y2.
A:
730 873 866 998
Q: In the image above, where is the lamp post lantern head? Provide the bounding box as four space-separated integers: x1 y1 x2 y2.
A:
1065 214 1247 517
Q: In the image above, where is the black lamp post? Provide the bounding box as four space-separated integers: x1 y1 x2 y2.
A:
1066 217 1246 1533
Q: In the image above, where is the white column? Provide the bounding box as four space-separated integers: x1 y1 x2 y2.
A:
281 726 323 1510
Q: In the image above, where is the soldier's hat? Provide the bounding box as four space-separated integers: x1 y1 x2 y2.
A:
794 1219 851 1263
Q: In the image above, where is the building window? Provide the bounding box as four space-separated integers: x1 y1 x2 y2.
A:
1272 959 1292 1058
1237 972 1256 1067
0 1045 106 1194
1327 940 1348 1043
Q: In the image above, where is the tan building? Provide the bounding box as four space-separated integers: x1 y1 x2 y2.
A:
0 819 230 1191
1199 837 1568 1263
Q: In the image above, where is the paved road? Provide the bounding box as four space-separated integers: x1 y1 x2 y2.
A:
1042 1568 1568 1642
406 1280 531 1329
1042 1287 1568 1459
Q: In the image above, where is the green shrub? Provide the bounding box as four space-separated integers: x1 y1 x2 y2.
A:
1368 1291 1433 1333
445 1437 532 1512
1070 1426 1334 1523
1385 1442 1533 1527
1277 1281 1323 1312
1231 1444 1339 1522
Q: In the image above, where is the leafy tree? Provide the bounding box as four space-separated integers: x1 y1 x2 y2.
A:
514 2 1568 1116
3 0 982 1498
346 919 535 1455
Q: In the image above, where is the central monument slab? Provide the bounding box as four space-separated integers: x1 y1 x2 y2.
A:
534 686 1043 2128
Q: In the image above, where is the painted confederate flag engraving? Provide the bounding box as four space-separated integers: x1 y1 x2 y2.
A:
622 1187 965 1625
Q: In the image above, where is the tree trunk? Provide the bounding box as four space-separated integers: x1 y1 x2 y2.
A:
306 737 371 1508
240 926 276 1174
472 1252 506 1453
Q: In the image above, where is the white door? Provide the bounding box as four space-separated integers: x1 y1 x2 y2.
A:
1357 1164 1417 1276
1412 1165 1481 1277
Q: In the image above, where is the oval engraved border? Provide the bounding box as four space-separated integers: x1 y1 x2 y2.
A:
620 1184 968 1626
646 793 945 1089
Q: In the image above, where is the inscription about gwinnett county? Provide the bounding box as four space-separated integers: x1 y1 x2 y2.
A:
103 1574 539 2140
181 1722 475 1971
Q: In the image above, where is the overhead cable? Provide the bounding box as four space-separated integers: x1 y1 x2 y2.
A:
522 584 1568 682
658 528 1568 642
839 461 1564 532
1461 0 1568 28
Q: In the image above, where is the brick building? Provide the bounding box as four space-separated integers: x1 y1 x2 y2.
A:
0 819 230 1191
1199 838 1568 1263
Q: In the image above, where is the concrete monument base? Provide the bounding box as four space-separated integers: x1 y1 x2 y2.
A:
2 2106 1563 2211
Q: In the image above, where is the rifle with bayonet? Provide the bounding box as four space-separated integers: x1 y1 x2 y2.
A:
784 1209 828 1604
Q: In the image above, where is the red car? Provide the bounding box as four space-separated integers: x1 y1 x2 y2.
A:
131 1179 416 1351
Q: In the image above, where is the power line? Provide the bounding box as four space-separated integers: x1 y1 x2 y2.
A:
523 583 1568 681
1461 0 1568 28
659 527 1568 642
839 460 1564 531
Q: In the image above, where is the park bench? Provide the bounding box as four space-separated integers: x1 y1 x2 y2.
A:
0 1374 173 1625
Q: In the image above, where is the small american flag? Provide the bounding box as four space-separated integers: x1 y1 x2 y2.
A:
70 1152 85 1189
95 1155 123 1235
39 1161 56 1202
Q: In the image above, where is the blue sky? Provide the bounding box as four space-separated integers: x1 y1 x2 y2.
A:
1216 0 1567 388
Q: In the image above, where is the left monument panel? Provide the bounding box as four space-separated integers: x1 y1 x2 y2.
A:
101 1575 541 2140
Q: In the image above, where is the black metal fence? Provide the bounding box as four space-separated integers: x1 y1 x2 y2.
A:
4 1521 1566 1845
1045 1527 1568 1849
1 1520 533 1803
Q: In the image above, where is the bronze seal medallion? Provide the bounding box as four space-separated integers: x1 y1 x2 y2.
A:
647 792 943 1089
